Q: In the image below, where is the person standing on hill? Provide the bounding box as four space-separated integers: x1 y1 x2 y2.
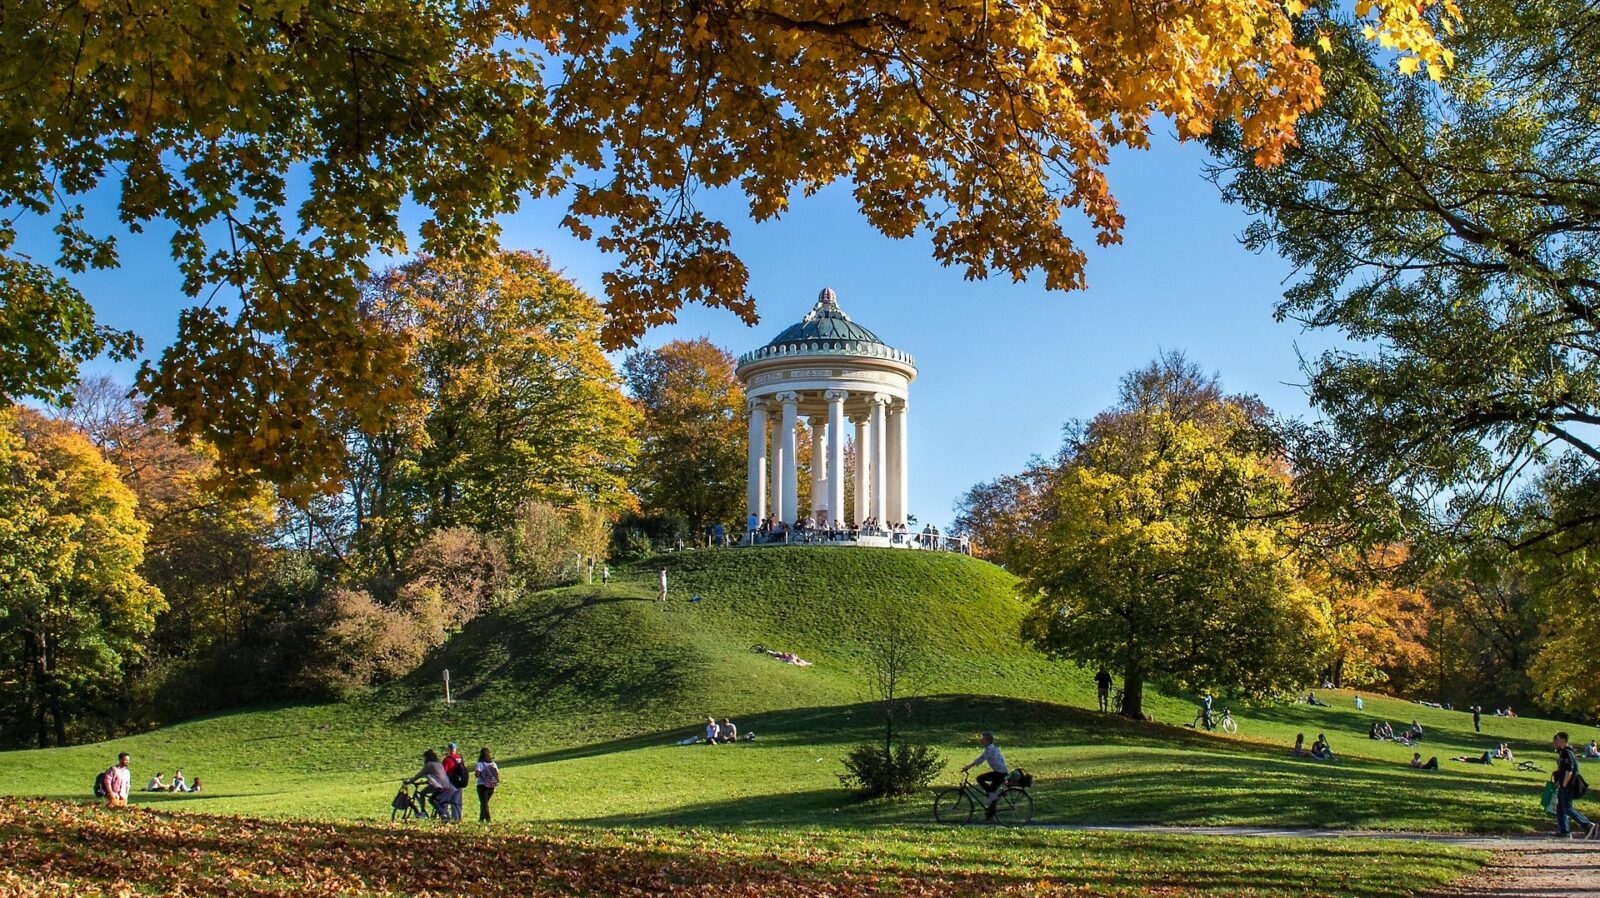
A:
475 747 500 823
601 564 610 586
1473 706 1482 733
1552 731 1597 839
103 753 131 808
961 731 1010 819
658 568 668 603
1095 667 1113 713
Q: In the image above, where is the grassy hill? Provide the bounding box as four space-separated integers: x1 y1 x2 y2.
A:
0 547 1589 833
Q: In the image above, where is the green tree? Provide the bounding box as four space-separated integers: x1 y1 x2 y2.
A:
0 408 164 746
346 251 637 573
1014 356 1333 718
1205 0 1600 552
2 0 1451 496
622 339 746 534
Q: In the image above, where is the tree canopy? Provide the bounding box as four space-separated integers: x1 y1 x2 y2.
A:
623 339 747 534
1206 0 1600 552
0 408 164 747
1012 356 1332 717
3 0 1454 494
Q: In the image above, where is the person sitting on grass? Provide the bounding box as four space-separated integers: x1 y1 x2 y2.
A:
705 716 719 744
1585 740 1599 759
960 731 1010 819
1311 734 1335 760
1494 742 1515 761
1411 753 1440 770
189 776 203 793
1306 691 1327 707
1290 734 1313 758
1376 721 1395 741
716 718 738 743
1406 720 1424 742
146 772 169 792
171 770 188 793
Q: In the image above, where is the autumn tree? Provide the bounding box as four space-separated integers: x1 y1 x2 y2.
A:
1303 547 1432 689
1014 356 1333 718
622 339 746 534
953 458 1059 566
345 251 637 572
1206 0 1600 554
2 0 1454 497
0 408 164 746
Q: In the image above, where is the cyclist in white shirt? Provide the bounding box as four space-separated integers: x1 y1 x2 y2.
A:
961 731 1009 814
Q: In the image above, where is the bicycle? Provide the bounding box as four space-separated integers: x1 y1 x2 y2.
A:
932 772 1033 826
1188 707 1238 734
391 781 447 822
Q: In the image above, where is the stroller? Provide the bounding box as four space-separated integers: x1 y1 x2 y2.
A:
391 781 446 822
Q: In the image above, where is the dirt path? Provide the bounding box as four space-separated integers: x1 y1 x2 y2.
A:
1045 825 1600 897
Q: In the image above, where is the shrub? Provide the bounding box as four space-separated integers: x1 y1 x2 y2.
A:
399 528 509 629
296 589 436 699
506 499 612 589
839 742 946 798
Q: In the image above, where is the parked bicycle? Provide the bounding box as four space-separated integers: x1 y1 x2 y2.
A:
1188 707 1238 734
933 772 1033 825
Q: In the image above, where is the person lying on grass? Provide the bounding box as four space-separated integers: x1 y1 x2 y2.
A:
1451 751 1495 765
1410 753 1439 770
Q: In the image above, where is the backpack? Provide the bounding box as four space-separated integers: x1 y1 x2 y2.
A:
478 761 499 789
447 758 469 789
94 769 111 799
1558 748 1588 799
1007 768 1034 789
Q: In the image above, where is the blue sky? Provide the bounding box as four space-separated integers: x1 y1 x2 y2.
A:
32 131 1335 528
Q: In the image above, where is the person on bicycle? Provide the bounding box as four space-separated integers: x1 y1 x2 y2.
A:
406 749 459 821
961 731 1009 817
1200 692 1214 730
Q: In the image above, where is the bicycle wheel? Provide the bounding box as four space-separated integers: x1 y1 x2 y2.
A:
989 789 1033 826
933 788 974 824
1221 717 1238 734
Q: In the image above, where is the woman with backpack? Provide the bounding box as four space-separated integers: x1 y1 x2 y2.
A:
475 747 500 823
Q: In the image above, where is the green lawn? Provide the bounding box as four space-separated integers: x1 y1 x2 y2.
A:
0 548 1586 835
4 799 1486 898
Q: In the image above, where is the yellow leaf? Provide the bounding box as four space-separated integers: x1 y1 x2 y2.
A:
1398 56 1421 75
1285 0 1306 15
1316 31 1332 53
1355 0 1372 16
1426 62 1445 80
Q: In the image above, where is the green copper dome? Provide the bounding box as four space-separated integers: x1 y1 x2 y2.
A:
763 288 887 349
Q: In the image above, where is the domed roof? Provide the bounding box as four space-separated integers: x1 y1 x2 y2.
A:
762 288 887 349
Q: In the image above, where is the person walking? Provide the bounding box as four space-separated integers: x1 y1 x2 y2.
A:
1552 731 1597 839
658 568 668 603
475 747 500 823
601 564 609 586
1473 705 1482 733
104 752 131 808
1095 667 1113 713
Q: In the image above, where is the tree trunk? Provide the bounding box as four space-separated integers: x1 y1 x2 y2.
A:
1120 665 1145 719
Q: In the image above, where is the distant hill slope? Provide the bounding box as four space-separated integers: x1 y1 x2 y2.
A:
0 547 1582 832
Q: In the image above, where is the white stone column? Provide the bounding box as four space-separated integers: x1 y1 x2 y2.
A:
779 392 799 525
808 414 827 525
869 393 888 524
747 400 768 521
769 412 785 523
826 390 847 527
852 413 870 525
891 400 909 524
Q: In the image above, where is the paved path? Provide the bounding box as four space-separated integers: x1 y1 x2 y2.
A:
1043 824 1600 897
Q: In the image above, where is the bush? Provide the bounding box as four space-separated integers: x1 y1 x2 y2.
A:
296 588 437 699
839 742 946 798
399 527 509 630
506 499 612 589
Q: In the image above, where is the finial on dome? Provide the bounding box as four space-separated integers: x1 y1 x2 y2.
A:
819 287 838 307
